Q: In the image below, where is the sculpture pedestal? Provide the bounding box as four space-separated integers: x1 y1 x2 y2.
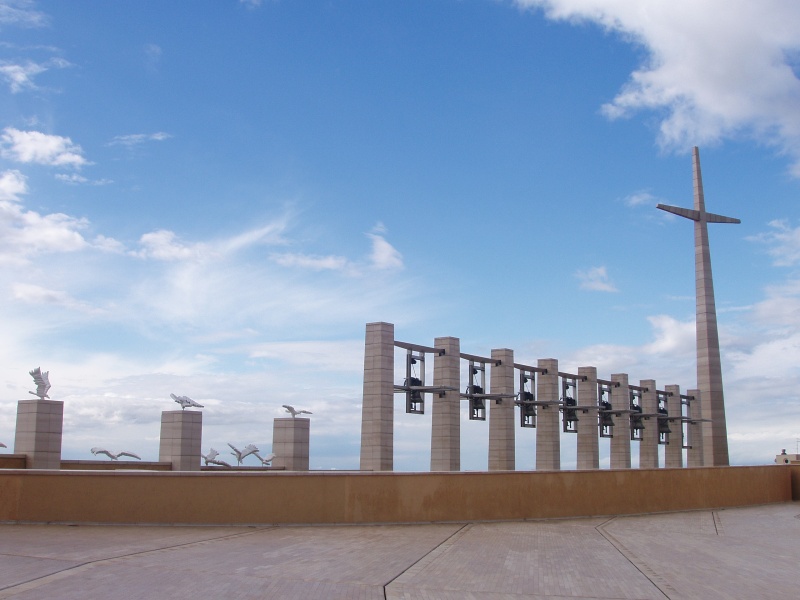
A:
272 418 309 471
159 410 202 471
14 399 63 469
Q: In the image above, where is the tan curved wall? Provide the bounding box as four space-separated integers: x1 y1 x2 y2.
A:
0 465 792 526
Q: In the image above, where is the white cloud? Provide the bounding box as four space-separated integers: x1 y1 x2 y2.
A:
55 173 112 185
516 0 800 176
132 230 209 261
271 252 349 271
623 190 658 207
0 57 71 93
11 282 101 314
0 201 89 264
367 231 403 271
747 219 800 266
575 265 618 292
108 132 171 147
0 168 27 201
0 1 48 28
0 127 89 168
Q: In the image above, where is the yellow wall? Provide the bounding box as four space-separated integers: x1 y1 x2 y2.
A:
0 465 791 525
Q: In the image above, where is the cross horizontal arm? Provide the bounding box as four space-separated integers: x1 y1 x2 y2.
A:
657 203 740 224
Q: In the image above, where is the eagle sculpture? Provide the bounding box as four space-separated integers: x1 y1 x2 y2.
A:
29 367 50 400
202 448 232 468
227 442 259 465
91 447 142 461
283 404 312 418
170 393 204 410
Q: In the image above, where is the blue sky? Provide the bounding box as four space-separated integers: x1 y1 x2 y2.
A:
1 0 799 470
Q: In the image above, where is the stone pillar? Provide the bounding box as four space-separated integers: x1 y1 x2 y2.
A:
431 336 460 472
687 388 704 467
360 322 394 471
488 348 515 471
639 379 659 469
14 399 63 469
535 358 560 471
610 373 631 469
158 410 202 471
272 418 310 471
664 384 683 468
577 366 599 470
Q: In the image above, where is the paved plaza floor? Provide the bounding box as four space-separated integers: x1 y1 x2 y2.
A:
0 502 797 599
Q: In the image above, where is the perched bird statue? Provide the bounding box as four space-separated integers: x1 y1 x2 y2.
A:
283 404 312 418
170 393 204 410
29 367 51 400
254 451 276 466
227 442 259 465
91 447 142 461
201 448 232 468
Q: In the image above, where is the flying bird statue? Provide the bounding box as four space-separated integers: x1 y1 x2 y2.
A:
91 447 142 461
171 393 204 410
254 451 276 466
28 367 51 400
202 448 232 468
227 442 259 465
282 404 312 418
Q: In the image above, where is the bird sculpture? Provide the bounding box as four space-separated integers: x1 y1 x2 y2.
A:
170 393 204 410
227 442 259 465
254 451 276 466
91 447 142 461
201 448 232 468
28 367 51 400
282 404 312 418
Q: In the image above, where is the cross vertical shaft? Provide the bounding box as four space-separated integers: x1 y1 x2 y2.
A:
657 147 739 467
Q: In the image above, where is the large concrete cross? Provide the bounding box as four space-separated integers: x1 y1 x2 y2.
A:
657 147 739 466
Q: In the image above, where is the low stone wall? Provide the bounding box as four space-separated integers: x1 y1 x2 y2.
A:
0 465 791 525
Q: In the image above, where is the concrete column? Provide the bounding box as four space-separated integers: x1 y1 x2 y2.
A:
360 322 394 471
687 388 704 467
272 418 310 471
664 384 683 468
639 379 659 469
158 410 202 471
488 348 515 471
535 358 560 471
577 366 599 470
610 373 631 469
14 399 63 469
431 336 460 472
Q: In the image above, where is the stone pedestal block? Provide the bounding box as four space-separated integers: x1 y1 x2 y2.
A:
159 410 202 471
639 379 659 469
535 358 560 471
431 336 460 472
14 399 63 469
360 322 394 471
272 418 310 471
664 385 683 468
488 348 515 471
577 367 599 470
610 374 631 469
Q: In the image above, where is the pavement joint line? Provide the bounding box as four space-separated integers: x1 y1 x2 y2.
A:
0 525 275 598
595 517 674 600
711 511 724 536
383 522 470 598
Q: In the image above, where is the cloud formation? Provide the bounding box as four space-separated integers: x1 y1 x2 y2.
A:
748 219 800 267
575 265 617 292
108 132 171 147
1 127 89 168
516 0 800 175
0 57 70 93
